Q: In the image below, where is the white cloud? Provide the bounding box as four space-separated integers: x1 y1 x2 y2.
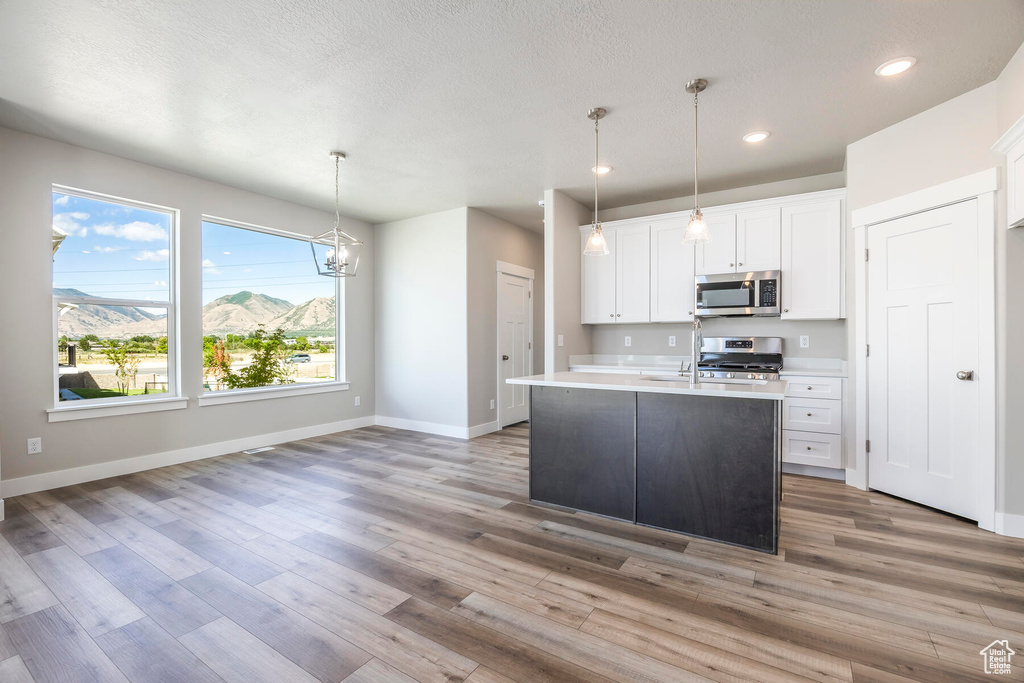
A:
54 195 70 206
93 245 124 253
202 259 216 268
94 221 167 242
135 249 170 262
222 251 231 255
53 212 91 237
204 268 222 275
154 280 168 287
81 250 91 254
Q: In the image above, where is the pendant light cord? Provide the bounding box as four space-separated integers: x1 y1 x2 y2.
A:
693 90 699 212
334 154 342 234
594 115 600 227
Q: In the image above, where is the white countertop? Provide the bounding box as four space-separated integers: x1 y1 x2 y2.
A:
507 372 788 400
568 354 847 378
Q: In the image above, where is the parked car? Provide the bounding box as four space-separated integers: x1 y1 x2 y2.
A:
287 353 311 363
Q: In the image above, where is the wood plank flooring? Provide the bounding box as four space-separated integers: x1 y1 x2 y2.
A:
1 423 1023 682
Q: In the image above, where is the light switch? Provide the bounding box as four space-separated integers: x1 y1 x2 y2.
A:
624 336 631 347
668 336 676 347
354 396 361 406
490 399 495 410
557 334 564 347
800 335 810 349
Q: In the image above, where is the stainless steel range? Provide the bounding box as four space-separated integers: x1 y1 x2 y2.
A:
697 337 783 381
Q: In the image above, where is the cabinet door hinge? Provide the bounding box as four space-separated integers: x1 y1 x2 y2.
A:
865 248 869 261
866 440 871 453
866 344 870 357
528 342 532 349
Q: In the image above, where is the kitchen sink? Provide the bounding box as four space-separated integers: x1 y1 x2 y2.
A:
640 375 769 385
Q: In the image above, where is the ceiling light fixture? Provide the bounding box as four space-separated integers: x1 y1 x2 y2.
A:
583 108 610 256
875 57 916 77
743 131 770 143
310 151 362 277
682 79 712 245
591 165 612 175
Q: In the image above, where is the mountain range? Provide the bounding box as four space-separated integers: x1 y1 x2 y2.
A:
55 289 336 339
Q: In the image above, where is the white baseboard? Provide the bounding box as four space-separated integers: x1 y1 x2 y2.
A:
994 511 1024 539
783 463 846 481
467 421 501 438
375 415 473 439
0 415 376 499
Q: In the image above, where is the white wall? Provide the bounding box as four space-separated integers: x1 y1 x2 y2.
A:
844 79 1024 516
544 190 593 372
0 127 376 491
466 208 544 429
374 208 469 429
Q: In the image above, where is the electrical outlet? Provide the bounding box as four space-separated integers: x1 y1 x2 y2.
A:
624 336 631 347
800 335 810 349
27 437 42 455
490 399 496 410
354 396 361 406
668 335 676 347
557 334 564 347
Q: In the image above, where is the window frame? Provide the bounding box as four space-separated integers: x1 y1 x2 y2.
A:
48 185 183 420
197 215 347 406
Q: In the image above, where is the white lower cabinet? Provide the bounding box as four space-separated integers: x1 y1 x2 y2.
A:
782 374 845 470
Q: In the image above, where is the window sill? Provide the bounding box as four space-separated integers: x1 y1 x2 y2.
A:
47 396 189 423
198 382 350 406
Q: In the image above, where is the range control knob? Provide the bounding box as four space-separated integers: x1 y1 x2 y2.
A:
747 373 756 380
757 374 766 380
726 372 735 379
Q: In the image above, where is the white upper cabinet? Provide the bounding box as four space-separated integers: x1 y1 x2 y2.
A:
581 223 650 324
650 218 696 322
695 213 737 274
735 207 782 272
615 224 651 323
995 119 1024 228
781 199 843 319
581 229 617 323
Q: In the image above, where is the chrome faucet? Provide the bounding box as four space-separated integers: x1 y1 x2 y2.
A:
689 317 703 387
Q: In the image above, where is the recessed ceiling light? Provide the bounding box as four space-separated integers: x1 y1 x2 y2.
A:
743 131 770 143
592 165 612 174
875 57 916 77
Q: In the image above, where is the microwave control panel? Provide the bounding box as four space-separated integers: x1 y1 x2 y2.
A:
760 280 778 307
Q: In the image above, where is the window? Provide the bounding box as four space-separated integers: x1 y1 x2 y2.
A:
201 219 342 396
52 187 177 405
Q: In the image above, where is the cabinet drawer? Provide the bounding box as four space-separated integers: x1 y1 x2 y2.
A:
783 431 843 468
784 376 843 400
783 397 842 434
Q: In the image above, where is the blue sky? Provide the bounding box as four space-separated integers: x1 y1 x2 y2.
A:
52 193 334 306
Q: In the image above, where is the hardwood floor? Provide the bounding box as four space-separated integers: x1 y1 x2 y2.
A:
1 423 1022 682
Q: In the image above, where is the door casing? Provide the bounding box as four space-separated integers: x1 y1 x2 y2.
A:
851 168 997 532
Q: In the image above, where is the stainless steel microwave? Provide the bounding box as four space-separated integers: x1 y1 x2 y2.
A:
695 270 781 317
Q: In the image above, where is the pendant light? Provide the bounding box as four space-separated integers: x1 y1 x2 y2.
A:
311 151 363 277
583 107 610 256
682 79 712 245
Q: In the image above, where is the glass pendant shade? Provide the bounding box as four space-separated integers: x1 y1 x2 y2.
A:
583 224 610 255
682 208 712 245
311 227 362 277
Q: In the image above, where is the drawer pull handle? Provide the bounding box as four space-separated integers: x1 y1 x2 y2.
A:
807 386 813 390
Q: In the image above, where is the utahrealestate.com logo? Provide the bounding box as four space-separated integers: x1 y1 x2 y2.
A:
980 640 1015 675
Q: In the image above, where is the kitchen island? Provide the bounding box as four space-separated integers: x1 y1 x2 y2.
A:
507 372 786 553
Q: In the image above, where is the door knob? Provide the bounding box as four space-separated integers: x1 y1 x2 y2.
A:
729 263 734 267
807 446 812 451
956 370 974 381
616 313 621 317
502 355 509 361
738 262 743 266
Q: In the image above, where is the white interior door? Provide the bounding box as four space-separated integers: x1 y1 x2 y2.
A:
867 200 979 519
498 271 532 427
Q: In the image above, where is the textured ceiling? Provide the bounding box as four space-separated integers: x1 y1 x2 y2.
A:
1 1 1023 231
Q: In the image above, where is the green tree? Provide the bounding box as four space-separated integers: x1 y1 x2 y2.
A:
102 340 142 395
156 337 168 354
58 335 69 352
131 335 155 344
295 336 309 351
215 326 293 389
78 337 92 351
